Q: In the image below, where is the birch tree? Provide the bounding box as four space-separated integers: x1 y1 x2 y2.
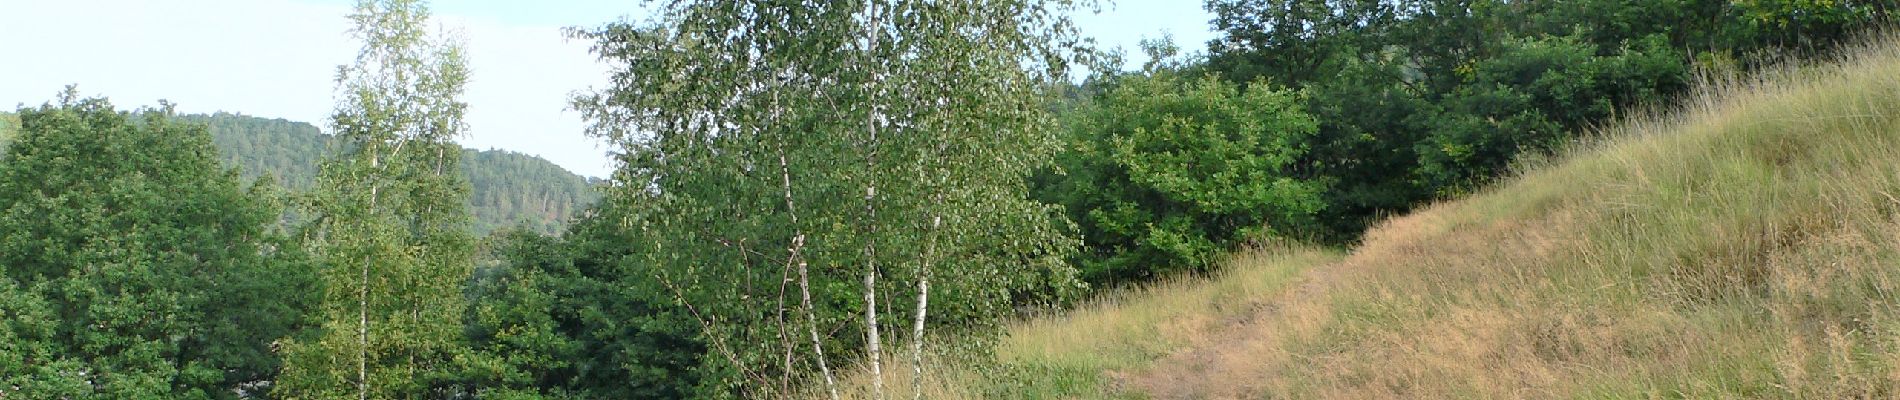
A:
572 0 1093 396
275 0 476 398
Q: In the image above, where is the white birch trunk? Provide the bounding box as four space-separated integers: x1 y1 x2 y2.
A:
911 212 938 399
782 146 840 400
866 1 893 396
862 2 886 399
357 140 382 400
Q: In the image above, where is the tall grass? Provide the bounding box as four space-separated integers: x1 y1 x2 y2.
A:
842 35 1900 398
829 243 1340 399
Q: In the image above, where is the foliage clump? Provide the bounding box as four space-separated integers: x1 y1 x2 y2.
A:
0 91 316 398
1041 55 1325 283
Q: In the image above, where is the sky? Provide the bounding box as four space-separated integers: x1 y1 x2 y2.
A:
0 0 1216 178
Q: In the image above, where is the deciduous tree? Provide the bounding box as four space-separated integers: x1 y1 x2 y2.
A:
273 0 477 398
0 91 316 399
1041 45 1325 284
571 0 1090 396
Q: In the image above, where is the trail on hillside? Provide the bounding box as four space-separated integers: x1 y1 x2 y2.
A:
1110 208 1574 398
1105 211 1410 399
1111 259 1349 399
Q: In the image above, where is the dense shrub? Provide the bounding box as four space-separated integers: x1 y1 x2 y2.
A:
1043 70 1324 285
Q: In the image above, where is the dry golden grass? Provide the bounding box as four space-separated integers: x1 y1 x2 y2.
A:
827 349 987 400
827 243 1341 399
842 35 1900 399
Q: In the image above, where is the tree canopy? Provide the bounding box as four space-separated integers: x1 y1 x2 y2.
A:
0 91 316 399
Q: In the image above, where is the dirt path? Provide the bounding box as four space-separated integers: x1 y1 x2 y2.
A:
1110 257 1354 399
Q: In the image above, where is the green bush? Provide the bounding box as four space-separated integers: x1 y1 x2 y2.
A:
1044 71 1325 285
1415 35 1688 193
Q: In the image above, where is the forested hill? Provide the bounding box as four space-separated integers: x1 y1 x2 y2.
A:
184 112 598 234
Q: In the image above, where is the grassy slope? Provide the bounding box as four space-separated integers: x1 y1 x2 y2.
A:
855 37 1900 398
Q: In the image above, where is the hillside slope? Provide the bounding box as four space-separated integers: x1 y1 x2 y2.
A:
184 113 599 234
890 38 1900 398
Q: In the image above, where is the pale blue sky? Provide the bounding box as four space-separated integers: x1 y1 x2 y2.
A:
0 0 1214 177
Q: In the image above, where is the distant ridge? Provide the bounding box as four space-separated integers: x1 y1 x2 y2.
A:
183 112 599 234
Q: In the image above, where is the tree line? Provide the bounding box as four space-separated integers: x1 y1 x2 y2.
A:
0 110 598 236
188 112 599 235
1 0 1895 398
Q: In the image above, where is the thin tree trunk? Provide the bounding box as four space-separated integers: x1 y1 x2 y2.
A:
354 132 409 400
798 251 836 400
358 143 382 400
911 128 950 398
864 251 882 399
862 2 886 398
910 213 938 399
781 144 840 400
775 242 796 391
764 86 798 395
862 177 882 400
358 251 369 400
